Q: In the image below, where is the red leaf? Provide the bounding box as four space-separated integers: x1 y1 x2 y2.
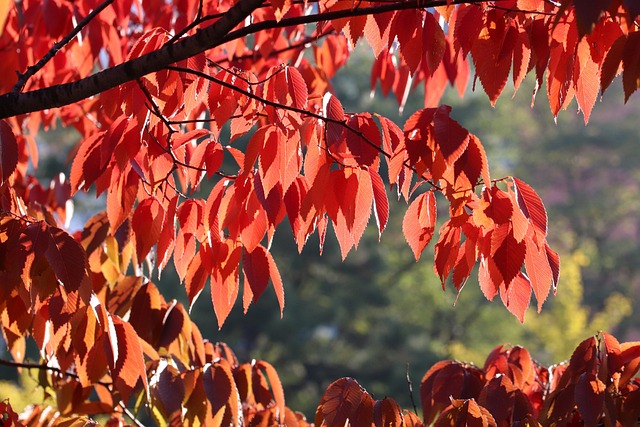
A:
600 34 626 94
324 93 346 147
0 120 18 185
499 272 531 323
477 376 516 425
286 66 309 110
210 240 241 329
393 10 423 74
485 187 513 225
423 12 447 76
27 222 88 292
434 221 461 285
524 235 553 312
545 243 561 292
513 177 547 239
403 191 437 261
574 37 600 124
111 316 149 404
546 17 579 117
373 397 403 427
243 245 271 308
107 166 139 234
478 256 501 301
350 168 374 249
453 237 476 292
344 113 381 169
157 196 178 273
132 198 165 262
454 134 490 189
185 246 210 311
70 132 105 193
203 361 240 426
622 31 640 102
266 247 285 317
618 342 640 385
315 378 374 427
492 227 526 287
255 360 286 422
512 27 531 94
433 106 469 165
454 4 485 57
420 361 485 424
434 399 496 427
370 170 389 239
471 10 515 105
575 373 605 427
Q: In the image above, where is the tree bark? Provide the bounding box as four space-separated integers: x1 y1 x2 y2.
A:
0 0 266 119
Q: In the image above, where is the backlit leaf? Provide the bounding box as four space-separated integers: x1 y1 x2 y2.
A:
403 191 437 261
40 223 88 292
132 198 165 262
499 272 531 323
513 177 547 239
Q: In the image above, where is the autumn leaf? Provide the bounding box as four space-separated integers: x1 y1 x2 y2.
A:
403 191 437 261
0 120 17 185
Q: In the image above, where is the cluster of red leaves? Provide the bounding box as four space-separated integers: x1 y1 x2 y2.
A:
0 0 638 424
313 332 640 427
365 1 639 122
6 332 640 426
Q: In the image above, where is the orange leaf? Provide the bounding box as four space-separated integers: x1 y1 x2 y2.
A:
110 316 149 403
499 272 531 323
255 360 286 423
132 198 165 262
243 245 271 307
266 244 285 317
370 170 389 239
403 191 437 261
25 222 88 292
524 235 553 312
513 177 548 240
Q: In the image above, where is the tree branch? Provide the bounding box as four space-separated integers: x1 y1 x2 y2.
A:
12 0 115 93
0 0 267 119
0 357 112 388
0 0 553 120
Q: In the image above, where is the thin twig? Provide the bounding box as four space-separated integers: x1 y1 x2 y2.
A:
137 79 179 135
12 0 115 92
406 363 419 416
0 357 112 388
119 402 147 427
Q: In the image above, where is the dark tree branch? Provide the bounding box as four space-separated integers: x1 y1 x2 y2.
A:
0 357 112 388
0 0 267 119
0 0 550 120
